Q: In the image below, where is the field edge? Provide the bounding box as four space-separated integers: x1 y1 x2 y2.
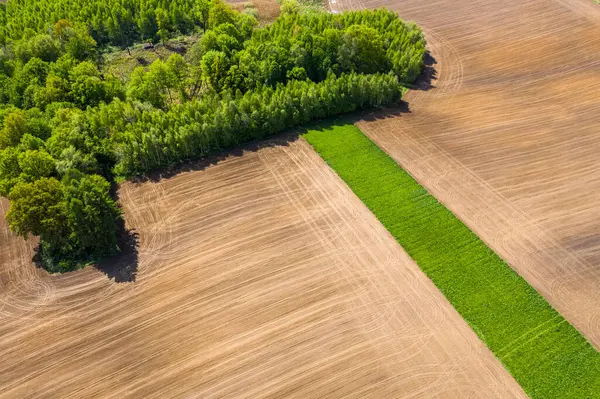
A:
301 118 600 398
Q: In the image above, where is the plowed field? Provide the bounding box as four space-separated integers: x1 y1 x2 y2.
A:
0 139 525 397
330 0 600 348
2 0 599 395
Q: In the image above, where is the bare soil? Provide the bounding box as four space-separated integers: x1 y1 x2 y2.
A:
0 139 525 397
229 0 281 23
330 0 600 347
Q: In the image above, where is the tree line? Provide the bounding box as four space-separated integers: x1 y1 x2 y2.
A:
0 0 426 272
0 0 210 47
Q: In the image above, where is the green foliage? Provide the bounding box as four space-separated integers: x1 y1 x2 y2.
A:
338 25 388 74
69 61 107 107
114 72 402 176
221 7 424 91
5 171 119 272
201 50 230 92
0 4 426 273
63 171 121 259
0 0 211 47
0 147 21 196
302 122 600 399
64 25 98 61
208 0 238 29
126 55 185 108
17 149 56 182
55 146 100 175
0 109 27 148
0 49 15 76
6 177 66 241
18 134 45 151
14 34 61 63
287 66 307 81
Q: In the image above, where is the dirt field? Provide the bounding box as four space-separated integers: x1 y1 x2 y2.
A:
328 0 600 348
0 139 525 397
2 0 599 395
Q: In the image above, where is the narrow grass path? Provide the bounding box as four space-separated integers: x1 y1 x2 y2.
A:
301 119 600 398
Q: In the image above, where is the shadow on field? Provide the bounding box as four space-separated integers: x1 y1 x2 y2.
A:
412 51 438 92
95 219 139 283
29 219 139 283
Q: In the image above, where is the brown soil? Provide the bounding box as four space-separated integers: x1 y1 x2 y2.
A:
330 0 600 347
229 0 281 23
0 139 525 397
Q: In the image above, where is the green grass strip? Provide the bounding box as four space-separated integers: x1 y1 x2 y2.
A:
301 119 600 398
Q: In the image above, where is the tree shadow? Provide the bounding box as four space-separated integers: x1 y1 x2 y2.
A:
411 51 437 92
94 219 139 283
165 43 187 55
133 138 298 184
137 57 150 66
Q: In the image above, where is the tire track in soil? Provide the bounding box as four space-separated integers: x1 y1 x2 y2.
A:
351 0 600 348
0 140 525 397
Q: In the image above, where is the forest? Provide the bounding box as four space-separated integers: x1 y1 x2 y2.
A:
0 0 426 272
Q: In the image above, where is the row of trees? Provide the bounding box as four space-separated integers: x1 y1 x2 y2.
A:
0 0 211 47
115 72 402 176
0 0 426 272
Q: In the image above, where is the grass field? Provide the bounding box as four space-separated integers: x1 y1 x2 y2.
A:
302 120 600 398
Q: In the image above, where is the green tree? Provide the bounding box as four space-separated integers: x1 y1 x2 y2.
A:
166 54 188 101
35 75 71 109
193 0 211 32
21 58 50 86
138 9 158 41
14 34 60 63
53 19 72 41
208 0 237 30
63 172 121 258
338 25 388 75
0 49 14 76
64 25 98 61
155 8 171 45
18 149 56 182
127 65 166 108
6 177 66 242
0 147 21 196
0 110 28 148
69 61 107 107
18 133 45 151
55 145 99 175
201 50 229 92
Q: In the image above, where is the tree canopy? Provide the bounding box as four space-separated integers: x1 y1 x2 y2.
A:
0 0 210 47
0 0 426 272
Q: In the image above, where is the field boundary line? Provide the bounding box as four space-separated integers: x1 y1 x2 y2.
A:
302 120 600 398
